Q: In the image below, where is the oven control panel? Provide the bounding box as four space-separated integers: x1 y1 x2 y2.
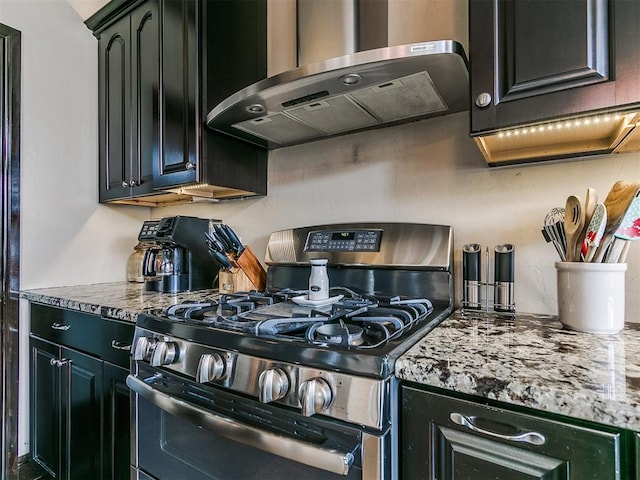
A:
304 229 382 252
131 328 387 430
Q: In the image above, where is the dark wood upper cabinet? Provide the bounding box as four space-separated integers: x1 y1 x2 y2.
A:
88 0 268 205
130 2 159 193
469 0 640 134
153 0 199 189
97 1 157 201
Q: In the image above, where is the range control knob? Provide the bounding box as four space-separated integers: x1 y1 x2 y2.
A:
258 368 289 403
196 353 226 383
133 337 157 361
298 377 333 417
150 341 178 367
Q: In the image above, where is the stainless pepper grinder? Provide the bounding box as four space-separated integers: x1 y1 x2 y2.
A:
462 243 482 310
494 244 515 312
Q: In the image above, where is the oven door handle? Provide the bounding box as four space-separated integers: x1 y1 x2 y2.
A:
126 375 355 476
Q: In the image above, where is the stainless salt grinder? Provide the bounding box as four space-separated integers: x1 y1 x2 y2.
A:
494 244 515 312
462 244 482 310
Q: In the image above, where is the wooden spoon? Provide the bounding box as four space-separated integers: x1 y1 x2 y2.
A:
593 181 640 262
564 195 585 262
583 187 598 230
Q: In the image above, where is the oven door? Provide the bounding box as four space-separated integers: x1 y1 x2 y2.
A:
128 365 389 480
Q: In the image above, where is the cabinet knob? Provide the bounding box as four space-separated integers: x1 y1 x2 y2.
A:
185 161 195 170
129 179 137 187
258 368 289 403
298 377 333 416
475 92 492 108
122 181 129 188
49 357 70 368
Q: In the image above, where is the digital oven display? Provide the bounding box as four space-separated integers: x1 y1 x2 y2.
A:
305 230 382 252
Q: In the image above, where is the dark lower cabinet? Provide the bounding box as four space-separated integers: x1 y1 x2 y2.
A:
103 362 131 480
401 386 629 479
29 304 133 480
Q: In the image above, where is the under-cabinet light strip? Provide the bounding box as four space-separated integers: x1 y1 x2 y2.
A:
496 113 628 139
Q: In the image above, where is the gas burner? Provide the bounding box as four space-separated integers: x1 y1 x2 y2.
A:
313 322 364 346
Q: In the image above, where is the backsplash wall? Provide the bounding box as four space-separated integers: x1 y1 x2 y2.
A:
154 112 640 317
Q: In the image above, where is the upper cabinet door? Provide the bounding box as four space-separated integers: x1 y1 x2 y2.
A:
130 0 159 196
98 16 131 201
470 0 640 134
153 0 199 189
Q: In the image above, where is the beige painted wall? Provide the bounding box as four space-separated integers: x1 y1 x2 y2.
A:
154 112 640 318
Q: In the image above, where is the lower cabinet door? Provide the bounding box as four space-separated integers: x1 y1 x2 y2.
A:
64 347 103 480
30 337 60 478
103 362 131 480
401 386 622 480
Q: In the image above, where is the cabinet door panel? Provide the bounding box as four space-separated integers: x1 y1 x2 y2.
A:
154 0 199 188
500 0 608 102
401 387 621 480
103 362 130 480
435 425 567 479
65 347 103 480
98 17 131 201
130 0 159 196
30 338 60 478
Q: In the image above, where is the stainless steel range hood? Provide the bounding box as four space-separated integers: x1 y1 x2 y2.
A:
205 0 469 149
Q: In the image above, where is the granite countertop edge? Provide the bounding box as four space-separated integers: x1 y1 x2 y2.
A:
20 281 218 323
396 309 640 432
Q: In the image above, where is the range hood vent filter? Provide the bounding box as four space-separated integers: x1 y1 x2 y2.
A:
231 71 449 146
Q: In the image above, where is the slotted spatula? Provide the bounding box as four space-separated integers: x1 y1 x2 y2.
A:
564 195 585 262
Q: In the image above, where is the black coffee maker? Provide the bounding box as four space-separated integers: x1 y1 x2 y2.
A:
138 216 220 293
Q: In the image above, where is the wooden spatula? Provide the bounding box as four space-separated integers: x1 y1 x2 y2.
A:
593 180 640 262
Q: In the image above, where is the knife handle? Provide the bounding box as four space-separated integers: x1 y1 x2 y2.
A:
494 244 515 312
462 244 482 310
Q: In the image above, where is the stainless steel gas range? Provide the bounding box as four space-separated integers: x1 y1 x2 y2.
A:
127 222 454 480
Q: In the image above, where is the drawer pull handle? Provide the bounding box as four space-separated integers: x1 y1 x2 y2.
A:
449 412 546 446
111 340 132 351
51 323 71 331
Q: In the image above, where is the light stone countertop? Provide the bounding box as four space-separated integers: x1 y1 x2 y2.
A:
20 282 217 322
396 309 640 431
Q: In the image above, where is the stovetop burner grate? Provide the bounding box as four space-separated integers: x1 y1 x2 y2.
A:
157 288 434 350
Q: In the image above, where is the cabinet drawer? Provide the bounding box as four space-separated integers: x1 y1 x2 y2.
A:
30 304 102 349
402 386 622 479
30 303 134 368
100 317 134 368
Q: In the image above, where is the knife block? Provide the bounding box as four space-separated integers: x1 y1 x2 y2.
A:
218 246 267 293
